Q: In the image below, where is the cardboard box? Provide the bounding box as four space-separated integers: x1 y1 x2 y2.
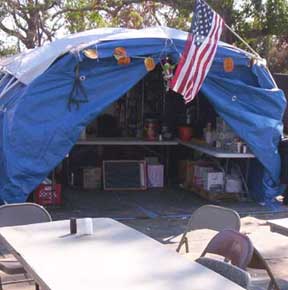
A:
34 184 61 205
225 176 242 193
83 167 102 189
203 171 224 192
178 160 187 183
147 164 164 188
193 165 214 187
178 160 195 186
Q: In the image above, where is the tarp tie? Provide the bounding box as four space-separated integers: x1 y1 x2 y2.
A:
68 64 89 111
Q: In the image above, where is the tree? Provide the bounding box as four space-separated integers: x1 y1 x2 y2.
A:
0 40 18 57
232 0 288 72
0 0 64 48
0 0 287 72
0 0 218 48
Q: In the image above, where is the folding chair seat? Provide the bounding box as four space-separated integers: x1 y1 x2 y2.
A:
199 229 281 290
196 257 251 289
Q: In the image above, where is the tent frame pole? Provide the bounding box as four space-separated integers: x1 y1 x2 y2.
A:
0 77 20 99
0 73 9 87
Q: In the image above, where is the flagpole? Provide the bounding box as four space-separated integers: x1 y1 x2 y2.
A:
224 23 261 59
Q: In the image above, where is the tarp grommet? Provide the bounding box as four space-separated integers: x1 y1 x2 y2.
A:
80 75 86 81
232 95 237 101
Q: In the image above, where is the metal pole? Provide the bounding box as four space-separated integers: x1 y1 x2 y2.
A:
224 24 261 59
0 78 19 99
141 77 145 132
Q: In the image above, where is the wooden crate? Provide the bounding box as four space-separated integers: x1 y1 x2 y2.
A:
184 184 240 202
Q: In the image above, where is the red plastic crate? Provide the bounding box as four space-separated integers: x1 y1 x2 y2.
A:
34 184 61 205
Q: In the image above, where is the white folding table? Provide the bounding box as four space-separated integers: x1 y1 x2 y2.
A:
178 139 255 194
267 218 288 236
0 218 245 290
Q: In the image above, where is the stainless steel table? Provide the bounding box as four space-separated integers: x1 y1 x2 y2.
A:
0 218 245 290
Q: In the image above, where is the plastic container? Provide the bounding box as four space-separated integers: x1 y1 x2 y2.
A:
34 184 61 205
178 126 193 142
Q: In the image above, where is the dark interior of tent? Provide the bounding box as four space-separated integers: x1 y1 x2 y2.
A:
65 65 217 186
26 64 288 219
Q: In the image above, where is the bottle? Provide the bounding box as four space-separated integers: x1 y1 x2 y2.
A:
70 218 77 234
205 123 213 145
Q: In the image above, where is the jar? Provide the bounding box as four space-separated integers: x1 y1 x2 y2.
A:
144 119 159 141
178 126 193 142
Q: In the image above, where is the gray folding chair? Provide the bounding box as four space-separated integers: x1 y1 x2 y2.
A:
0 202 51 227
176 205 241 253
196 257 251 289
0 202 52 290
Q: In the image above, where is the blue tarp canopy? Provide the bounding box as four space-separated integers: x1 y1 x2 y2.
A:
0 27 286 203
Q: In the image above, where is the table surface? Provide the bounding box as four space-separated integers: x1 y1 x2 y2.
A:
267 218 288 236
76 137 255 158
0 218 244 290
178 139 255 158
77 137 178 146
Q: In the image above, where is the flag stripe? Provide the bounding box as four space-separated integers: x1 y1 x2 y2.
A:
170 34 194 90
181 14 218 96
187 16 223 101
184 15 223 101
175 40 197 94
169 0 224 104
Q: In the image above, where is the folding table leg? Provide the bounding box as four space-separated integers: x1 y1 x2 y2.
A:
176 234 186 253
184 237 189 253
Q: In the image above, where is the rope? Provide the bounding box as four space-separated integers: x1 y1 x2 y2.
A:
68 64 89 111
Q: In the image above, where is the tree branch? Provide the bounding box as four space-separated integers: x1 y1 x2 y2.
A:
11 11 28 33
0 21 27 44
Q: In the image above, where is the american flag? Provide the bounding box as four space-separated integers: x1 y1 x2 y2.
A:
170 0 224 103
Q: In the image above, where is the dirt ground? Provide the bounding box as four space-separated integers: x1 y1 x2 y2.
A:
1 188 288 289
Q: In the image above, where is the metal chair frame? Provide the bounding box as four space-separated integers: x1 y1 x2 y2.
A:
177 205 241 253
0 202 51 290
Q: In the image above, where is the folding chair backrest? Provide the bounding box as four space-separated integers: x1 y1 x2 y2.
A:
188 205 241 232
0 203 52 227
201 229 254 269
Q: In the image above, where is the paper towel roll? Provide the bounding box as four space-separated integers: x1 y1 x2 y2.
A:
77 218 93 235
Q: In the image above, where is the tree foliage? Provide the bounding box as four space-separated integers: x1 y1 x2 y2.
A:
233 0 288 72
0 0 287 71
0 40 18 57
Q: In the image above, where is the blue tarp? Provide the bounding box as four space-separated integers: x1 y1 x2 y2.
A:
0 30 286 203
